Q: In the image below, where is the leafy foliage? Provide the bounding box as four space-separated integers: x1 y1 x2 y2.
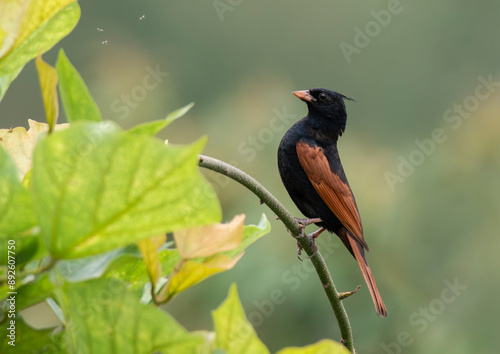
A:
56 49 102 122
0 3 347 353
56 278 206 353
0 0 80 101
211 285 350 354
31 122 220 259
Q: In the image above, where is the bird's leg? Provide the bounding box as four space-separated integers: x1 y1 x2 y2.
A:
295 222 308 260
305 227 326 259
295 218 322 260
294 217 322 228
297 227 326 260
309 227 326 239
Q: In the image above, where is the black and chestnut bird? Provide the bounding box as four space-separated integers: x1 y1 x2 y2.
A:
277 88 387 317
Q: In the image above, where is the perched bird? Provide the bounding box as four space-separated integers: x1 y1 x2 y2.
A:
277 88 387 317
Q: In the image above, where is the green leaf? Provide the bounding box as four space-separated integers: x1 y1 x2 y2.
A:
0 0 80 101
57 244 180 294
0 146 36 237
56 49 102 122
103 246 181 294
212 283 270 354
36 55 59 131
158 247 182 276
0 231 46 267
56 278 206 353
55 245 159 295
211 284 349 354
128 102 194 136
16 275 55 312
276 340 351 354
56 247 133 282
224 213 271 258
101 247 151 291
0 318 64 353
31 122 221 258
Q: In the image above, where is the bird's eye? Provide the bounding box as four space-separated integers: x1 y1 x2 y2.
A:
318 92 331 102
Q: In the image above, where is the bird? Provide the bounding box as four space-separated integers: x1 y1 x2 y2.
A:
277 88 387 317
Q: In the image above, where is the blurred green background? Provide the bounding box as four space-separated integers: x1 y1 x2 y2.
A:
1 1 500 352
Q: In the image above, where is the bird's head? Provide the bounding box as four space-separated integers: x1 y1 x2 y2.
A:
293 88 354 135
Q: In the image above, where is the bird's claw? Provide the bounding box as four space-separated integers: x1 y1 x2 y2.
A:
297 241 304 261
297 232 320 260
294 217 322 228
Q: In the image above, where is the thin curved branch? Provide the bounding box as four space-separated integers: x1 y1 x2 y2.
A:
198 154 355 352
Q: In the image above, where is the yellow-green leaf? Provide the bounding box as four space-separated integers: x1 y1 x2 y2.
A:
212 283 269 354
165 254 243 300
276 339 351 354
129 102 194 136
55 278 206 353
56 49 102 122
174 214 245 258
223 213 270 258
31 122 221 259
137 235 165 288
0 119 68 179
0 0 80 101
36 55 59 131
159 215 270 300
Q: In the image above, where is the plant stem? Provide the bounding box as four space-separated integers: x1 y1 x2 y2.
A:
198 154 355 352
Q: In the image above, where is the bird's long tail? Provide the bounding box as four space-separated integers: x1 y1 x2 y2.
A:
347 234 388 317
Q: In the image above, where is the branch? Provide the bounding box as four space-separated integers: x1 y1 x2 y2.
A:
198 154 355 352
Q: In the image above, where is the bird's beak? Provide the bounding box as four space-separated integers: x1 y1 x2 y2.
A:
293 90 315 102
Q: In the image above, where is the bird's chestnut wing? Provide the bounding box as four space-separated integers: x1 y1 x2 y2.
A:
296 141 368 250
